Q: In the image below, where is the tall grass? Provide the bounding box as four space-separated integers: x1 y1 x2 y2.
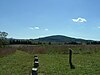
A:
17 45 100 54
0 47 16 57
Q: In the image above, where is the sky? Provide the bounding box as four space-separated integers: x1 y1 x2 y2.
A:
0 0 100 40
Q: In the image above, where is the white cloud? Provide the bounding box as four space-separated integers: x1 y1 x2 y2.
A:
29 27 34 30
29 26 49 30
29 26 40 30
34 27 39 29
98 26 100 28
72 17 87 23
45 28 48 31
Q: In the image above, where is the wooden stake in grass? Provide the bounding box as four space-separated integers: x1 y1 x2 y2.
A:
32 56 39 75
32 68 38 75
34 56 39 68
69 48 75 69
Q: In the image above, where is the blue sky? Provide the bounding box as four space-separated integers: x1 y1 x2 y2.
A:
0 0 100 40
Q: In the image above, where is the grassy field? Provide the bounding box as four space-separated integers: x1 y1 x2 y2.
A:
38 53 100 75
0 46 100 75
0 50 33 75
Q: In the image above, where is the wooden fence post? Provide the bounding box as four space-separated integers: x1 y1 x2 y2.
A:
32 68 38 75
69 48 75 69
32 56 39 75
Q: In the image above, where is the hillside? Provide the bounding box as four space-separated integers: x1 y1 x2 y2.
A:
33 35 93 43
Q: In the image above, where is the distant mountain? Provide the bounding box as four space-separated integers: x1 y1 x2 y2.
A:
33 35 93 43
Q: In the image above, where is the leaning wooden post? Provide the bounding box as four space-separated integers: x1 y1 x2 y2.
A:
32 56 39 75
69 48 75 69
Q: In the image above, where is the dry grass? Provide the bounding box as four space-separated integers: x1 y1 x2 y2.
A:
17 45 100 54
0 47 16 57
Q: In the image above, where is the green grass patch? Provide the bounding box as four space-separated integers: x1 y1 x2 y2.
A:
0 50 100 75
38 53 100 75
0 50 33 75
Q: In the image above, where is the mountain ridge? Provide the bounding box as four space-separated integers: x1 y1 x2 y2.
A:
33 35 93 43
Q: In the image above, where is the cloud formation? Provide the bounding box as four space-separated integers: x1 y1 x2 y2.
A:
72 17 87 23
29 26 49 31
29 26 40 30
34 27 40 29
29 27 34 30
98 26 100 28
45 28 48 31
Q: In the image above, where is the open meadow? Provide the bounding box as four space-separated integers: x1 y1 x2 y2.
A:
0 45 100 75
1 0 100 74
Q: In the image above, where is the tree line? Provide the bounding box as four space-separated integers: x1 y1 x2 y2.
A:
0 31 100 46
